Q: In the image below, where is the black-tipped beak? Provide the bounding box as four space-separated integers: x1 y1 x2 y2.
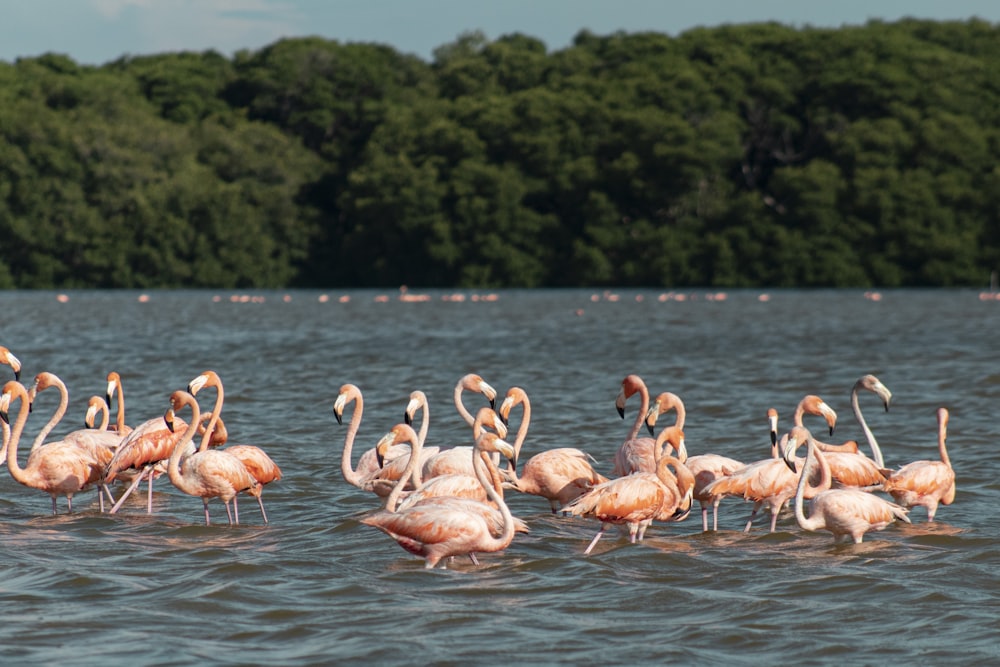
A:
404 411 412 426
883 401 890 412
0 409 8 425
165 417 176 433
770 431 777 447
507 455 517 471
617 406 625 419
186 383 194 394
376 451 385 468
499 412 509 427
14 370 20 382
489 397 496 410
829 426 834 436
784 458 797 473
334 411 343 426
105 392 112 407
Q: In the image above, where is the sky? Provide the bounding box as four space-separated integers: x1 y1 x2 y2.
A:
1 0 998 66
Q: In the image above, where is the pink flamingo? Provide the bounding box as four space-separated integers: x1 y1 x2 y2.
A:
164 390 257 525
188 370 282 523
611 375 664 476
782 426 909 543
84 395 111 431
360 428 520 569
500 386 608 513
644 392 742 532
882 407 955 521
1 381 109 513
363 390 440 495
565 426 695 554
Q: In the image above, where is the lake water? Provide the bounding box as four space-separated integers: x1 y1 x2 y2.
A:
0 288 997 665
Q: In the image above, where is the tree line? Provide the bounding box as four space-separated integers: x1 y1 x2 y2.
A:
1 19 998 288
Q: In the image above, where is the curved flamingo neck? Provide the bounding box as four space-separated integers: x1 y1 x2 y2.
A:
794 438 833 531
4 383 34 485
340 392 365 488
197 378 224 453
90 398 111 431
110 374 127 432
454 382 476 427
167 394 204 496
473 439 514 550
852 380 885 468
510 395 530 478
625 379 650 441
385 426 424 512
413 393 429 448
30 374 69 452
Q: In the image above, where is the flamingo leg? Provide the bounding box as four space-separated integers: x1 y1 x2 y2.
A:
51 495 59 514
110 467 149 514
232 497 240 525
146 473 155 513
203 499 212 525
468 553 480 565
769 508 780 532
255 496 268 524
701 505 709 532
743 502 762 532
584 526 607 554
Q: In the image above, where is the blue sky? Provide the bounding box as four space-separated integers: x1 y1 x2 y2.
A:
1 0 998 65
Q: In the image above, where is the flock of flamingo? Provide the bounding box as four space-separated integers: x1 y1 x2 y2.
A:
335 371 955 568
0 343 955 569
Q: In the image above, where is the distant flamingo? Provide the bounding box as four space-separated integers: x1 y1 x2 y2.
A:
500 386 607 513
360 429 520 569
104 371 133 435
164 390 257 525
782 426 909 543
188 370 282 524
644 392 742 532
1 381 109 513
613 375 682 476
565 426 695 554
882 407 955 521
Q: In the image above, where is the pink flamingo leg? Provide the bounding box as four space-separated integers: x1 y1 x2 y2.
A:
109 467 150 514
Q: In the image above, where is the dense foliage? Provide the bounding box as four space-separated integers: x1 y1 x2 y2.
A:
1 19 998 288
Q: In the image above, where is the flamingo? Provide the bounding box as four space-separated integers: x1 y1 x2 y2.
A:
187 370 282 524
565 426 695 554
360 428 521 569
453 373 497 427
104 371 133 435
163 390 257 525
882 407 955 521
1 381 109 513
782 426 909 543
499 386 608 513
611 374 663 476
644 392 742 532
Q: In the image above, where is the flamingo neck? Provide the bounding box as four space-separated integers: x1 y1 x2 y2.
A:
167 398 203 496
627 381 650 441
853 381 885 468
510 398 531 480
937 414 951 469
5 386 34 485
113 378 127 432
30 376 68 452
454 383 475 427
198 381 224 453
794 439 832 531
473 444 515 550
385 430 423 512
341 395 365 488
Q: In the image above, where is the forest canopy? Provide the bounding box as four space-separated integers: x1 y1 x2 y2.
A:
0 19 998 289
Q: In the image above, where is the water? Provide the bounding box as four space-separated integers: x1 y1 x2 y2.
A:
0 289 997 665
